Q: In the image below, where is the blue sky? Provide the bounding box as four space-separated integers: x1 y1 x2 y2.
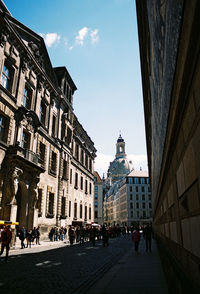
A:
4 0 147 176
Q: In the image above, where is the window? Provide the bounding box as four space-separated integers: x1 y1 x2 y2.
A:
94 176 97 183
136 195 139 201
80 204 82 218
85 154 88 169
48 193 54 215
52 115 57 137
94 186 98 192
141 178 145 184
129 178 133 184
70 169 72 184
69 200 71 217
95 211 98 218
40 101 47 125
149 203 152 209
61 197 66 217
23 86 32 109
39 142 45 164
85 179 88 194
75 144 79 160
137 211 139 218
63 159 68 180
143 211 146 218
136 186 138 192
129 186 132 192
89 159 92 171
1 62 13 91
50 151 57 174
149 195 151 201
94 201 98 207
37 188 42 214
80 176 83 190
136 203 139 209
89 183 92 194
81 149 84 164
75 173 78 189
130 202 133 209
66 128 72 146
130 194 132 200
94 193 98 199
85 205 87 220
142 203 146 209
0 114 9 143
131 211 133 218
89 207 91 220
142 194 145 201
21 130 30 150
148 186 151 192
134 178 139 184
142 186 145 192
74 202 77 218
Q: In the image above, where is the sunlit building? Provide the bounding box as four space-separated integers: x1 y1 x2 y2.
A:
0 2 96 238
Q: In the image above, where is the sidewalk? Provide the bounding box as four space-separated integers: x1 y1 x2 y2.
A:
87 237 169 294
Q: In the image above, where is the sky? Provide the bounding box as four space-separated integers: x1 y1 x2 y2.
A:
3 0 147 177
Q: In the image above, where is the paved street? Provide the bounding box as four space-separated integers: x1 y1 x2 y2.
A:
0 236 133 294
0 235 169 294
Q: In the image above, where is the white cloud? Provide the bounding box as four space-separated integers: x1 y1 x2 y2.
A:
75 27 89 46
42 33 61 48
94 153 148 178
90 29 99 44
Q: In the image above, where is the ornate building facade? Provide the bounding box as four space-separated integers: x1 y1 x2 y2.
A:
136 0 200 291
0 2 96 237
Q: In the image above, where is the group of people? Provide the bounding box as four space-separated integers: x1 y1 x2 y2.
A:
17 226 40 249
132 223 154 252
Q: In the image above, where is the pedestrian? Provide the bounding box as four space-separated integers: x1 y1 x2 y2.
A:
49 227 54 241
0 225 12 262
132 227 141 252
19 226 26 249
35 226 40 245
144 223 153 252
26 229 32 248
90 226 96 246
102 225 109 247
80 227 85 246
68 226 75 245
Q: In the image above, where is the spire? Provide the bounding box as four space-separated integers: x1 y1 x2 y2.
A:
116 134 126 159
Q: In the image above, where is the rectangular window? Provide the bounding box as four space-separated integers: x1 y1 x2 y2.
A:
39 142 45 165
37 188 42 214
141 178 145 184
94 201 98 207
21 130 30 150
129 186 132 192
136 203 139 209
85 206 87 220
69 200 71 217
89 183 92 194
61 196 66 217
89 159 92 171
80 204 82 218
66 128 72 146
130 202 133 209
81 149 84 164
95 211 98 218
75 144 79 161
142 186 145 192
136 195 139 201
149 194 151 201
129 178 133 184
48 193 54 215
134 178 139 184
70 169 72 184
85 179 88 194
142 194 145 201
74 202 77 218
50 151 57 174
131 211 133 218
142 203 146 209
137 211 139 218
130 194 132 200
94 193 98 199
94 186 98 192
0 114 9 143
52 115 57 137
80 176 83 190
1 62 13 91
143 211 146 218
149 203 152 209
63 159 68 180
40 101 47 125
85 154 88 169
23 86 32 109
89 207 91 220
136 186 138 192
75 172 78 189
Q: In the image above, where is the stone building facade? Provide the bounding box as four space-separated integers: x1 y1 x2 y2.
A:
0 2 96 237
93 171 104 225
136 0 200 291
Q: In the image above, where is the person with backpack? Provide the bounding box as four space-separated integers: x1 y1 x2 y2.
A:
0 225 12 262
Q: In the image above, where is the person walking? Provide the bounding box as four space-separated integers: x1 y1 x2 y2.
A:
35 226 40 245
144 223 153 252
102 225 109 247
19 227 26 249
0 225 12 262
132 227 141 252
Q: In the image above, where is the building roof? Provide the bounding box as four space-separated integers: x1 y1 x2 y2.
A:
94 171 103 183
128 170 149 177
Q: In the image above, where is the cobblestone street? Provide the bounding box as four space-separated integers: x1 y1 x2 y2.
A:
0 236 134 294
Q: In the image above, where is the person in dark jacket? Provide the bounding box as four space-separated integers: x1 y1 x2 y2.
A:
19 227 26 249
0 226 12 262
132 227 141 252
144 223 154 252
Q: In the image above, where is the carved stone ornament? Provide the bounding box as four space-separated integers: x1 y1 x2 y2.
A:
0 27 9 47
2 165 23 205
29 175 40 209
21 56 30 73
14 107 41 133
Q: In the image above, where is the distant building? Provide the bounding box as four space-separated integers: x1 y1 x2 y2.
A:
104 170 152 226
107 135 133 184
93 171 104 225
